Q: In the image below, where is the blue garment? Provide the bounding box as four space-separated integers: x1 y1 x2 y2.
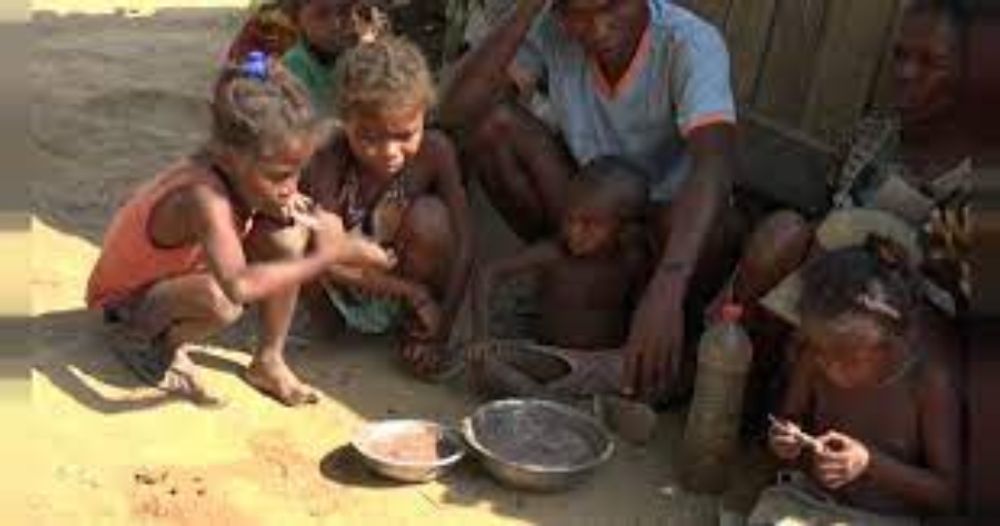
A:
513 1 737 201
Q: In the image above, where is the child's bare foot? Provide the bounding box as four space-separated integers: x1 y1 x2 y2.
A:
161 352 226 407
245 357 320 406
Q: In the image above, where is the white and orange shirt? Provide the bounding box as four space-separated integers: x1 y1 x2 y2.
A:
513 0 736 201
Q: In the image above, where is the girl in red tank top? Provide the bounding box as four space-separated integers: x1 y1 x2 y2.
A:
88 56 391 406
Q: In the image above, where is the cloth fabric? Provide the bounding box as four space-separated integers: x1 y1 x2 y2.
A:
282 39 336 116
86 160 252 310
310 149 414 335
512 0 736 201
323 284 404 335
749 471 920 526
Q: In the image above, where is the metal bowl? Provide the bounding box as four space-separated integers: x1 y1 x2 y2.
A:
351 419 466 483
462 399 615 492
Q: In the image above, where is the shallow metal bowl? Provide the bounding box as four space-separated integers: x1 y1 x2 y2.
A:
352 419 466 483
462 399 615 492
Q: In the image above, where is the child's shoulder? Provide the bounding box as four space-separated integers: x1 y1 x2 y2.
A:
158 157 235 209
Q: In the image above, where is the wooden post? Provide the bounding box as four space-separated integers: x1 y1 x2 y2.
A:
802 0 898 141
724 0 778 103
751 0 830 126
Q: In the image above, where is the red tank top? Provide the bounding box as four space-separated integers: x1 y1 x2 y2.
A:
86 159 253 309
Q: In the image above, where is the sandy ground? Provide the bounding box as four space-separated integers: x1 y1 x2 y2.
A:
22 7 773 525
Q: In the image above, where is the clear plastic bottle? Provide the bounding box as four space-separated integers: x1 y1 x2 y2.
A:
680 303 754 494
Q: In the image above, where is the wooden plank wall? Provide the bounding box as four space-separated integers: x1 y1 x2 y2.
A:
683 0 902 145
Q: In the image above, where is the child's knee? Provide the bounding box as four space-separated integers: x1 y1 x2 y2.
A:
398 196 454 280
207 281 245 326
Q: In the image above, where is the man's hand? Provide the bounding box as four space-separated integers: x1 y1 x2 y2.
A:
623 276 685 400
812 431 871 490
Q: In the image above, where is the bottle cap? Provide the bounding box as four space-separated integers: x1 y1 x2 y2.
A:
721 303 743 323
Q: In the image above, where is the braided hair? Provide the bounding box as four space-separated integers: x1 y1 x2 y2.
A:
799 236 918 341
332 35 436 119
211 56 317 158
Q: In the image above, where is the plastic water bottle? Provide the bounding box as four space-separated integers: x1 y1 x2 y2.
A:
680 303 753 493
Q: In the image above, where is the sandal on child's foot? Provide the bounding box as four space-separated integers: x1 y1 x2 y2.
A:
111 338 225 407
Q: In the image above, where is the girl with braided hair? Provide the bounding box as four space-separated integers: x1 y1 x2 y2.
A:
752 237 960 523
87 57 391 406
303 36 473 379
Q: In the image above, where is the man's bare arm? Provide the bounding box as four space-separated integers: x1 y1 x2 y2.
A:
427 133 475 338
438 0 547 130
624 123 737 397
655 123 736 290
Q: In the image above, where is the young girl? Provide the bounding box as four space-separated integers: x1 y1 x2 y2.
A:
87 57 390 407
751 238 959 523
302 36 473 379
281 0 390 114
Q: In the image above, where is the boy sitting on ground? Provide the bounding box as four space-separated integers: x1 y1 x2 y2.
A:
470 158 652 407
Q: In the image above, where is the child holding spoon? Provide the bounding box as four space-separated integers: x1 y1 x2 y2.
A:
753 239 960 523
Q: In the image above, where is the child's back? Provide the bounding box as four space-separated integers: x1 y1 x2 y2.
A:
87 156 249 311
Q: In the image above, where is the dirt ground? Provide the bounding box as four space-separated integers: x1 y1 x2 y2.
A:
20 5 773 525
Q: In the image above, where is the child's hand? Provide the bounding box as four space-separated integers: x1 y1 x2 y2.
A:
769 418 805 461
812 431 871 489
311 211 394 270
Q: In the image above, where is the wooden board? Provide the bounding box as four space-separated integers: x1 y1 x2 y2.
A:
802 0 899 140
724 0 778 103
751 0 830 126
868 0 903 110
738 116 834 217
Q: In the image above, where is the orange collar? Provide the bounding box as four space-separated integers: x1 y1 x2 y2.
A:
590 24 652 99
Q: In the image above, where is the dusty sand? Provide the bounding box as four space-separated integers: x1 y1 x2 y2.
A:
21 5 773 525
